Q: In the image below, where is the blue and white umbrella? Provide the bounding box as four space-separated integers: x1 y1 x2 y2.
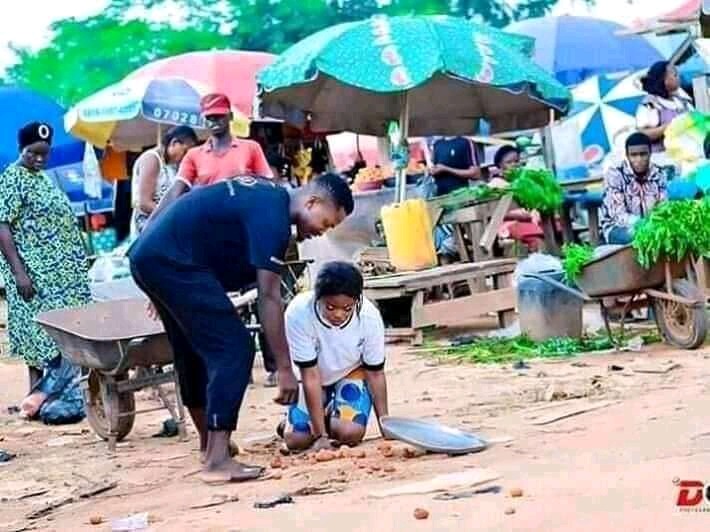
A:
567 72 645 164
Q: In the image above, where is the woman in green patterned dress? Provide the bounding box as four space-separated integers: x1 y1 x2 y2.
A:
0 122 91 393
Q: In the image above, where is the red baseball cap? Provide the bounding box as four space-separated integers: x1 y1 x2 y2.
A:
200 93 231 116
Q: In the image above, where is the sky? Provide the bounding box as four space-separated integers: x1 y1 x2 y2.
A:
0 0 690 72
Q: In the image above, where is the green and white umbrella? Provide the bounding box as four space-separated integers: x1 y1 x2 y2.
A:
258 15 570 200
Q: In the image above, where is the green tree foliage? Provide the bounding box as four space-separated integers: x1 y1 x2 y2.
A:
5 15 230 106
4 0 582 105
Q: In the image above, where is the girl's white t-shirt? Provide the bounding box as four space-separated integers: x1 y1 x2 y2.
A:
285 291 386 386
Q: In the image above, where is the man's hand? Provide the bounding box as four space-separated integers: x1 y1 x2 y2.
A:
274 368 299 405
308 435 333 452
429 163 445 175
14 271 35 301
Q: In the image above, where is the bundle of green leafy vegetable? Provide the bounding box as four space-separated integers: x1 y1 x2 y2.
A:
440 184 507 210
631 199 710 268
505 167 563 215
561 243 594 283
423 332 660 365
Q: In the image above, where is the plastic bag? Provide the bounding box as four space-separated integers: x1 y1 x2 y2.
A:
513 253 562 286
33 356 85 425
88 254 131 283
82 143 103 199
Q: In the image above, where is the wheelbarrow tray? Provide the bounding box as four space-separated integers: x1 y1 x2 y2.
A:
36 298 173 372
576 245 683 298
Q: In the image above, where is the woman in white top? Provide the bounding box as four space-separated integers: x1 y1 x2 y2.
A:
280 261 389 452
130 126 197 237
636 61 694 163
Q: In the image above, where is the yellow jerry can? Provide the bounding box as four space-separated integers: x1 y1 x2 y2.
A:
380 198 437 271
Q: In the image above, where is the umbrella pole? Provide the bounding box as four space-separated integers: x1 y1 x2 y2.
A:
157 123 163 146
397 92 410 204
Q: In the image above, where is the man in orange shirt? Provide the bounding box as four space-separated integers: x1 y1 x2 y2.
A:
151 93 272 219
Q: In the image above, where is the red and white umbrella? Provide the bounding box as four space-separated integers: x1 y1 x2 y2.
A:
126 50 276 118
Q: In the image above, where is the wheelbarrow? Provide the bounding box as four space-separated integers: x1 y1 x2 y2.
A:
35 298 187 451
524 245 708 349
37 258 313 451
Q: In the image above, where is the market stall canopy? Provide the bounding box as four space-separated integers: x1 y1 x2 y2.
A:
0 86 84 171
506 16 663 86
567 72 646 163
258 15 570 137
65 50 276 150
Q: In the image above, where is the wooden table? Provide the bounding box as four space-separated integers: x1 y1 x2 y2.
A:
427 195 517 264
364 260 517 345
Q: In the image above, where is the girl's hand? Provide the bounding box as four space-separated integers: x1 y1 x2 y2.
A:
309 435 334 452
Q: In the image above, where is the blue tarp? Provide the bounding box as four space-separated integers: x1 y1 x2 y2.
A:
506 16 664 87
0 86 85 172
47 163 114 215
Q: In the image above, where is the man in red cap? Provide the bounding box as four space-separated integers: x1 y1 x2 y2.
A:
152 93 272 217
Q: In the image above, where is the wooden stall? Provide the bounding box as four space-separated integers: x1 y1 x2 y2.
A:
363 260 517 345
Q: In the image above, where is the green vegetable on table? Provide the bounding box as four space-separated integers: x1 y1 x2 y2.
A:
440 184 507 210
505 167 563 215
631 199 710 268
561 243 594 284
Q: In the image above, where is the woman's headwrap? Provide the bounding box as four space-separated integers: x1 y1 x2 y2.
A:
18 122 53 151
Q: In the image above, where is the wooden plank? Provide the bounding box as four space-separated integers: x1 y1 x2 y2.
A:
364 288 406 301
427 204 444 227
383 328 416 339
412 287 516 326
468 220 486 262
479 194 513 253
400 265 516 292
363 260 517 289
441 203 494 225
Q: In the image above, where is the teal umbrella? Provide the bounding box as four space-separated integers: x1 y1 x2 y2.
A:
258 15 570 200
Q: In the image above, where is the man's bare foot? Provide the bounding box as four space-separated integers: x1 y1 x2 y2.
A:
198 459 264 485
200 441 240 464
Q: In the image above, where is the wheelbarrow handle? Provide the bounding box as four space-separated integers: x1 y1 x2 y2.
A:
520 273 592 302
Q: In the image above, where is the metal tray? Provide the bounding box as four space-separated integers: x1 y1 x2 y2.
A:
380 416 487 455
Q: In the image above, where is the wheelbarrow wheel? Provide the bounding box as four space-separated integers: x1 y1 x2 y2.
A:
84 370 135 442
653 279 708 350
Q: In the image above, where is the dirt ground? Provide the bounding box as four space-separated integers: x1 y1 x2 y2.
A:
1 316 710 531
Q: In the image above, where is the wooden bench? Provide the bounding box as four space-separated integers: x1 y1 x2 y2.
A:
363 260 517 345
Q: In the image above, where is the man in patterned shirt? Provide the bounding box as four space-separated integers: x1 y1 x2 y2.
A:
600 132 668 245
